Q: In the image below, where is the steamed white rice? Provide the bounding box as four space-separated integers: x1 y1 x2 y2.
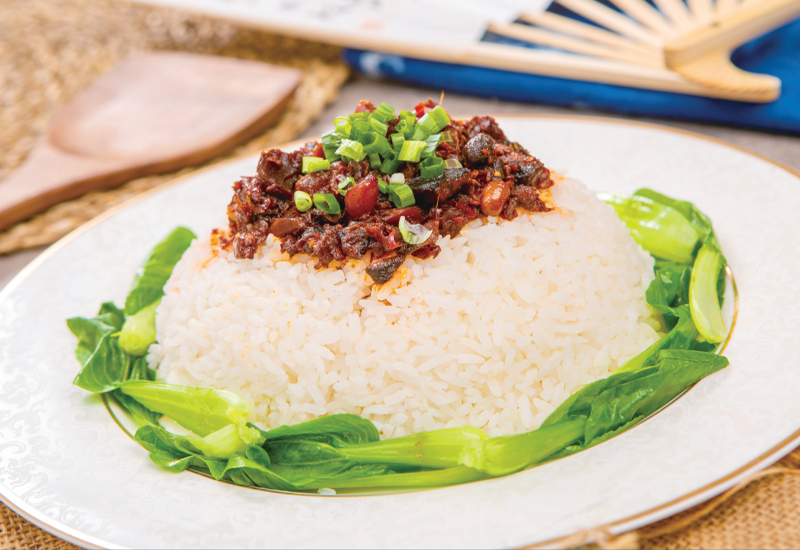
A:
148 177 660 437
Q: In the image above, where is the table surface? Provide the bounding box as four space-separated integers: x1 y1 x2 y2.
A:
3 76 800 291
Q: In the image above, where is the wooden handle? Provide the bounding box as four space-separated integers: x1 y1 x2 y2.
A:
665 0 800 65
0 141 125 232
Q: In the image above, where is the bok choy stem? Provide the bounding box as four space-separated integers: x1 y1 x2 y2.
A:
689 244 727 343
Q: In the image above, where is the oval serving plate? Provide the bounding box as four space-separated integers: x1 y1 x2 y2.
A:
1 115 799 549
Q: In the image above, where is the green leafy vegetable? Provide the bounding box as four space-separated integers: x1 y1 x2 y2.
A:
119 299 158 356
601 193 701 264
119 380 252 437
690 244 727 343
459 418 586 476
125 227 196 316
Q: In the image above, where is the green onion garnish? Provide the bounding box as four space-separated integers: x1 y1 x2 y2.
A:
364 133 393 157
337 176 356 196
333 117 351 137
398 140 426 163
398 216 433 245
389 172 405 185
370 102 395 123
302 156 331 173
294 191 313 212
397 110 416 139
444 158 462 169
429 105 451 129
421 133 441 158
416 106 450 137
420 156 444 179
321 132 342 162
349 112 369 120
411 125 429 141
380 157 402 175
313 193 341 215
351 118 371 142
391 133 405 152
336 139 366 162
389 183 415 208
441 130 454 143
378 178 390 194
369 118 389 136
369 153 381 169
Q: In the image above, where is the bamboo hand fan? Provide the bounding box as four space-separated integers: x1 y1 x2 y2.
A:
488 0 800 102
132 0 798 103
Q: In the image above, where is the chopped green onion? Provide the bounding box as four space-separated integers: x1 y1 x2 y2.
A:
420 156 444 178
411 125 429 141
397 140 426 163
421 133 441 158
444 158 462 169
294 191 313 212
322 146 341 162
369 118 389 136
415 106 450 138
441 130 454 143
398 216 432 245
391 133 405 152
369 153 381 169
321 132 342 162
378 178 390 194
351 118 371 141
349 112 369 120
370 102 395 123
333 117 351 137
429 105 451 129
302 156 330 173
337 177 356 196
416 114 439 136
380 157 402 175
321 132 341 147
389 173 405 185
336 139 366 162
389 184 415 208
397 110 416 139
313 193 341 215
364 133 393 157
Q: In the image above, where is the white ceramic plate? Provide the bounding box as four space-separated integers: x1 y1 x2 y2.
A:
2 116 800 549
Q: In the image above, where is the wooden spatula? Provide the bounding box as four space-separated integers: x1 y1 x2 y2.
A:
0 51 302 232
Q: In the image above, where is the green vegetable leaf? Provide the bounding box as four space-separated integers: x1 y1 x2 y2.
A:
689 244 728 344
646 260 692 329
634 188 720 250
258 414 380 447
119 380 250 437
67 302 125 365
584 349 729 444
72 334 131 393
125 227 195 316
119 300 159 356
601 193 701 264
341 426 487 469
458 418 586 476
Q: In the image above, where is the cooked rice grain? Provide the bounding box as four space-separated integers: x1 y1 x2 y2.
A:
149 178 660 437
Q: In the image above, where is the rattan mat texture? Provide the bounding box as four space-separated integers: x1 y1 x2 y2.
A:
2 1 800 549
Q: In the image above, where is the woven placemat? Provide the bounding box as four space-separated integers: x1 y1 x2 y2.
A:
0 0 349 255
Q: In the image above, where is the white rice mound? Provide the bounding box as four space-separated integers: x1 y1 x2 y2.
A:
149 177 660 438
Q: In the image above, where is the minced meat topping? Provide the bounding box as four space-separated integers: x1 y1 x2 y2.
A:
222 99 554 283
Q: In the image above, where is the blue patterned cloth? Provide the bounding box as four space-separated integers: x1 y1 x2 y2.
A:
342 17 800 134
